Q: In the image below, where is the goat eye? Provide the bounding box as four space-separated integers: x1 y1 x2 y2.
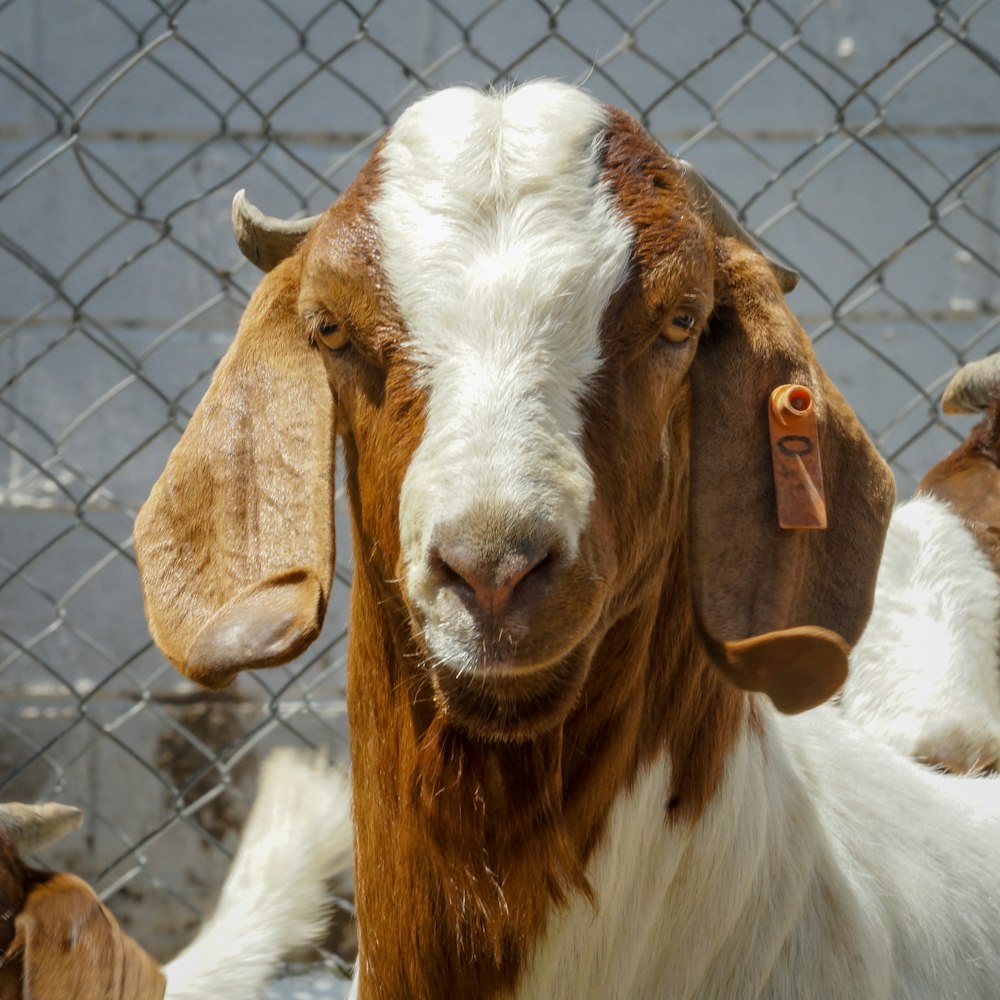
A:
662 312 697 344
317 321 349 352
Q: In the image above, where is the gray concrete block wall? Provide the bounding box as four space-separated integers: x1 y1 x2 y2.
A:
2 0 999 964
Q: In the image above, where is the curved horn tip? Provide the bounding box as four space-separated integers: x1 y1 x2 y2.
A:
0 802 84 854
230 188 270 272
230 189 322 273
941 355 1000 415
230 188 250 231
774 264 799 294
676 159 799 295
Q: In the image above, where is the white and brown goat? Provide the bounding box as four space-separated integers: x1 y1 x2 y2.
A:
843 355 1000 773
134 82 1000 999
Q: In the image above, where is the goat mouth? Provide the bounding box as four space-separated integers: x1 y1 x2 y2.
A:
429 644 592 740
411 605 604 738
422 618 541 675
418 592 601 678
402 551 609 735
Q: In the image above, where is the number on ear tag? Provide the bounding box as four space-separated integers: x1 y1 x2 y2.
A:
768 384 827 530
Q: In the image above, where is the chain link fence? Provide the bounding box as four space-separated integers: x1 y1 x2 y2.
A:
2 0 999 972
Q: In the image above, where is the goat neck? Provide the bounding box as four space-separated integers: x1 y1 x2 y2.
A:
345 398 746 1000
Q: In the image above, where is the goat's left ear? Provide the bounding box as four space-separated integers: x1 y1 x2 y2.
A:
134 255 336 689
8 874 165 999
688 238 894 713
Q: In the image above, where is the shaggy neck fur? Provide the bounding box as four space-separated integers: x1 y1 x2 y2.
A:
344 82 748 1000
345 411 747 1000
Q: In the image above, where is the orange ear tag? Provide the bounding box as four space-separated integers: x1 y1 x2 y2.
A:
768 384 827 530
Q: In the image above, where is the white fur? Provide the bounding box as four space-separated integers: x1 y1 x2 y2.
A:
163 748 352 1000
373 82 633 672
843 495 1000 770
516 707 1000 999
511 497 1000 998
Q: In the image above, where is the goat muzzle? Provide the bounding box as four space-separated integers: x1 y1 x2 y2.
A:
427 531 558 623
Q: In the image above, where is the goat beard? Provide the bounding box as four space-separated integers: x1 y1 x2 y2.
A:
411 715 589 966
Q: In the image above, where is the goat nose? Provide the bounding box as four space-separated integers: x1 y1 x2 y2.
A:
429 536 554 617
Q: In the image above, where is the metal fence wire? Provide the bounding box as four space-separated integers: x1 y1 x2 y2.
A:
2 0 999 970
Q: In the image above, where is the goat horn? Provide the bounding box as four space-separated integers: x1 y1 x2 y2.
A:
941 354 1000 415
677 160 799 295
231 189 322 272
0 802 83 854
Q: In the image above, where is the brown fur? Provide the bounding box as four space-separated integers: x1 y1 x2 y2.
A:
920 404 1000 575
0 865 164 1000
133 99 895 1000
0 837 25 956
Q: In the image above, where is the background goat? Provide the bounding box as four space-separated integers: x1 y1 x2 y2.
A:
0 749 351 1000
134 81 1000 999
843 355 1000 773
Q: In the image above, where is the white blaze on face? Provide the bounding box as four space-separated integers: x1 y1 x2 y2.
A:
373 82 633 617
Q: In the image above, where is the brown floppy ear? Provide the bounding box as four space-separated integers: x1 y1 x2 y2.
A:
8 874 165 999
133 254 336 689
688 238 895 714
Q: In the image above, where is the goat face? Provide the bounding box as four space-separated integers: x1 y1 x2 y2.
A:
135 82 893 738
374 89 648 725
390 92 621 660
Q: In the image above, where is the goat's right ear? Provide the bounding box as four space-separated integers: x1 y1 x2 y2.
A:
134 256 336 689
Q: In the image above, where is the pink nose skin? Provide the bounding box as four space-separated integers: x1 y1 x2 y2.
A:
428 537 554 618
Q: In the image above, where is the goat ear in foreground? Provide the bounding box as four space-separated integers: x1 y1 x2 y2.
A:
7 874 165 999
688 239 894 714
133 257 336 689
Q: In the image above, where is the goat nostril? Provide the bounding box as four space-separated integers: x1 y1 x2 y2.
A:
428 547 476 602
505 547 551 593
428 538 556 616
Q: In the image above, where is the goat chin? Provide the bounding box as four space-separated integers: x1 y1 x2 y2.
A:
162 748 352 1000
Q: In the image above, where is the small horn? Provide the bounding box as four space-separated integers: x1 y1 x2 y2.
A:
231 189 322 272
677 160 799 294
941 355 1000 415
0 803 83 854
